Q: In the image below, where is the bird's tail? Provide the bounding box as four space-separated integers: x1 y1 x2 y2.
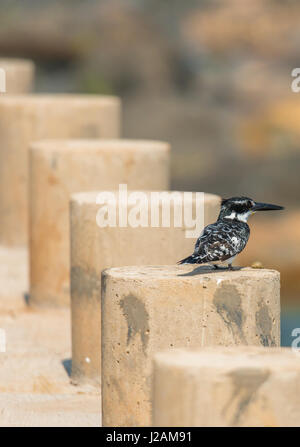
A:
177 254 199 265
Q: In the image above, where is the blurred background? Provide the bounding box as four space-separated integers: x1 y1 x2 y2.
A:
0 0 299 345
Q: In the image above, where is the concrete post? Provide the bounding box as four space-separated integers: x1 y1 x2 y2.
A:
71 191 220 385
0 94 120 246
153 347 300 427
29 140 170 308
0 58 35 93
101 266 280 427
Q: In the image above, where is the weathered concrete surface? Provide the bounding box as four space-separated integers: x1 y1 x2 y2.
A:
0 94 120 246
0 245 28 312
153 347 300 427
30 140 170 308
0 308 100 427
0 308 84 393
70 192 220 386
101 265 280 426
0 58 34 93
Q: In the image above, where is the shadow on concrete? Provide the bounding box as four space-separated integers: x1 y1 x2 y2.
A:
62 358 72 377
178 265 242 277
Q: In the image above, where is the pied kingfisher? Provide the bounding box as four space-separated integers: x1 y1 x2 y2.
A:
178 196 284 270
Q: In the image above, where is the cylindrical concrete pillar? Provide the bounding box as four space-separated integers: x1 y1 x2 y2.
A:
29 140 170 308
0 94 120 246
0 58 35 93
101 266 280 427
153 347 300 427
71 191 220 385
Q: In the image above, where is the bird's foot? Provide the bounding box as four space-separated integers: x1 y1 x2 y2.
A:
227 264 234 270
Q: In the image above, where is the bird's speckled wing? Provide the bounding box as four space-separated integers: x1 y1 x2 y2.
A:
192 219 250 263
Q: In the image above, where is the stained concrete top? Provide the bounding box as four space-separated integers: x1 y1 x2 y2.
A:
30 139 170 153
0 94 120 105
71 190 220 205
154 347 300 371
102 265 279 282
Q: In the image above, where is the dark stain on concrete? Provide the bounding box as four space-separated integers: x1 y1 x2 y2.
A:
255 299 276 346
71 265 101 301
111 376 124 402
223 367 270 425
119 294 149 354
213 284 246 344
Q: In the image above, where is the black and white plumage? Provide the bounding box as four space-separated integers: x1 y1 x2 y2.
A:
178 196 284 269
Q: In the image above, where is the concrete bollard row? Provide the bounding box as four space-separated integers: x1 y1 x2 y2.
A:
29 140 170 307
101 265 280 426
70 191 220 385
0 59 286 429
0 58 35 93
153 347 300 427
0 94 120 246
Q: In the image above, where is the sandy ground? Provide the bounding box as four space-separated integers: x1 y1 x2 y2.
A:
0 245 101 427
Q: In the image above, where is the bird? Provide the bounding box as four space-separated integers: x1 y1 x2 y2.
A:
178 196 284 270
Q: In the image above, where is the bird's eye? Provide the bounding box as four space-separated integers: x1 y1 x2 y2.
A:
247 201 253 207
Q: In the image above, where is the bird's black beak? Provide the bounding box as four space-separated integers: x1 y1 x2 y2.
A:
252 202 284 212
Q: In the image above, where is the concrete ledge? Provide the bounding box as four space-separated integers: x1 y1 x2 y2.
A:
0 94 120 246
153 347 300 427
0 393 100 427
101 265 280 426
70 192 220 386
0 58 35 93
